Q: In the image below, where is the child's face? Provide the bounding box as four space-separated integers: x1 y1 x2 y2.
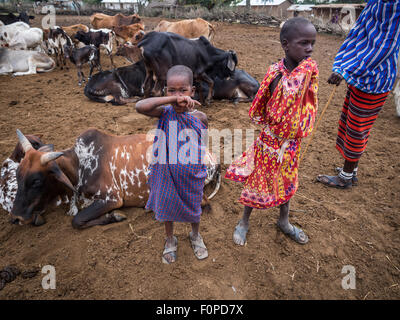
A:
165 75 194 97
283 24 316 64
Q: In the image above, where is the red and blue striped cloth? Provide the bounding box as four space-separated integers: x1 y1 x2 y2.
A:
333 0 400 94
146 105 207 223
336 84 388 162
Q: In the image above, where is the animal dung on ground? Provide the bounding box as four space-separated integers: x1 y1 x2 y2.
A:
0 265 39 291
21 269 40 279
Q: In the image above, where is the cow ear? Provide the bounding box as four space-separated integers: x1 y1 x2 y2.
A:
52 168 77 193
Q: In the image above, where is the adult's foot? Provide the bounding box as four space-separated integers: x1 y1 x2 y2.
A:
316 174 352 189
335 167 358 185
233 220 249 246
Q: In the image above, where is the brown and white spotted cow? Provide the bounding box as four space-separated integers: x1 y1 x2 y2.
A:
11 129 220 229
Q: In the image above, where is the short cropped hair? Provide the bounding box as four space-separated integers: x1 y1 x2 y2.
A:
280 17 314 43
166 65 194 86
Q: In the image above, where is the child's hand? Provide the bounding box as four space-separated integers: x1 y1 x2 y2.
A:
174 96 201 113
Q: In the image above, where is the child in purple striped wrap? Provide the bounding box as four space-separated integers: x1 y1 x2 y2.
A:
135 65 209 264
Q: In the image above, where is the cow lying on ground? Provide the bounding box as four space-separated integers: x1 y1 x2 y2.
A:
90 13 141 30
0 134 52 215
195 69 260 104
84 60 145 105
138 31 237 105
0 47 55 76
0 21 30 47
154 18 216 41
11 129 221 228
64 43 102 86
3 27 43 51
0 12 34 26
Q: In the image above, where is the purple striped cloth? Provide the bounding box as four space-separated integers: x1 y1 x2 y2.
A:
146 105 207 223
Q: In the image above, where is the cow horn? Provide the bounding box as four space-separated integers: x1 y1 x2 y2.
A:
16 129 33 153
40 152 64 165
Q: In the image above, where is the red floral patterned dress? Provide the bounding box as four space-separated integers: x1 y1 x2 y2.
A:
225 58 319 209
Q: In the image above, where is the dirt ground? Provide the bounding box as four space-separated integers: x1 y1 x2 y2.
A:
0 15 399 300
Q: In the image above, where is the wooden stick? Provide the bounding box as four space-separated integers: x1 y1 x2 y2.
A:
299 86 337 164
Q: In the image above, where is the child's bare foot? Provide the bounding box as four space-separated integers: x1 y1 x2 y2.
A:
162 236 177 264
233 220 249 246
277 221 308 244
189 232 208 260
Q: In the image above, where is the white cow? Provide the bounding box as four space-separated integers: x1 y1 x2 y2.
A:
0 47 55 76
0 22 30 46
5 27 43 51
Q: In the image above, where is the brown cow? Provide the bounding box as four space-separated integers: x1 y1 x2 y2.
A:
112 23 145 46
61 24 89 38
154 18 216 41
61 24 89 46
90 13 142 30
11 129 220 229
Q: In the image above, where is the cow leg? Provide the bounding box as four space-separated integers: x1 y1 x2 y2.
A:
0 64 13 75
13 57 37 76
108 51 116 69
88 62 94 80
198 73 214 106
143 69 154 98
71 200 125 229
96 53 102 72
77 65 84 86
53 48 59 67
152 77 165 97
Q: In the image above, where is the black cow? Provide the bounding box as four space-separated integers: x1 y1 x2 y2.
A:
64 43 102 86
84 60 146 105
0 12 34 26
137 31 238 105
74 29 115 66
195 69 260 104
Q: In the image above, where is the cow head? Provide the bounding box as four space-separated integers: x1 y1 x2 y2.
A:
0 31 10 47
131 30 145 45
11 130 76 226
116 43 143 63
74 30 87 44
63 43 73 60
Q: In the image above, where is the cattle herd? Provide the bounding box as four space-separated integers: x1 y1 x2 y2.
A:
1 12 260 103
1 12 241 229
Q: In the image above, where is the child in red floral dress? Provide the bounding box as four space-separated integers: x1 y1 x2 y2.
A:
225 17 319 245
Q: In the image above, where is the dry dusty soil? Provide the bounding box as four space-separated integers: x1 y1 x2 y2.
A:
0 15 399 300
